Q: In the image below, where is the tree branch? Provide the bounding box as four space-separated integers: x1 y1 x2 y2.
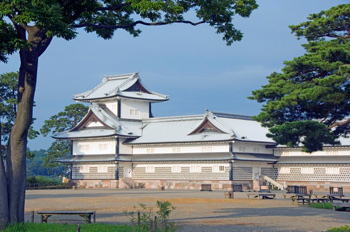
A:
72 20 206 29
96 3 131 11
328 118 350 129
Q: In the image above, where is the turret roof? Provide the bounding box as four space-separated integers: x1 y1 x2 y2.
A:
73 72 168 102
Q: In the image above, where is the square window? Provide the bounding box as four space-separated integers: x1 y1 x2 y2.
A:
171 166 181 173
190 166 201 173
145 166 155 173
213 165 225 172
99 144 108 150
78 165 89 173
98 166 108 173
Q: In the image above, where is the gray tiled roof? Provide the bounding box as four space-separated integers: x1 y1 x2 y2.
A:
73 73 168 102
233 153 278 162
57 155 116 163
53 128 118 139
126 111 275 144
277 156 350 164
53 103 142 139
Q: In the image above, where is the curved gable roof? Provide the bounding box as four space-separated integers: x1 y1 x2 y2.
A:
73 72 168 102
53 103 141 139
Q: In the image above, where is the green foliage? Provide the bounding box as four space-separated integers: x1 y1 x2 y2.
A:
40 104 88 168
0 0 258 62
0 72 39 156
26 176 60 186
0 72 19 144
26 149 66 177
327 225 350 232
309 202 333 209
2 223 132 232
125 201 176 232
41 104 89 136
290 4 350 42
250 4 350 152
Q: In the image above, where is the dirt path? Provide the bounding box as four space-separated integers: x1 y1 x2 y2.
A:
25 189 350 231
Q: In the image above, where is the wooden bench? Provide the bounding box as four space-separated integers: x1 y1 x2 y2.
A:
291 194 311 205
37 211 96 223
332 202 350 211
329 196 350 203
247 193 276 199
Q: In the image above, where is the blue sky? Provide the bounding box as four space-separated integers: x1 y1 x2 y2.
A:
0 0 347 150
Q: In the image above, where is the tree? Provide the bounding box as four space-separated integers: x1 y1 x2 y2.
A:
0 0 258 226
249 4 350 152
26 149 66 177
0 72 18 155
0 72 39 227
0 72 39 156
40 103 89 171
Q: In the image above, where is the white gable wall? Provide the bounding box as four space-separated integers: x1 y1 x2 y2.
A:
105 101 118 116
121 99 149 119
73 139 116 155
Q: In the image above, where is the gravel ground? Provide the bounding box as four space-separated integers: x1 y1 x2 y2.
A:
25 189 350 231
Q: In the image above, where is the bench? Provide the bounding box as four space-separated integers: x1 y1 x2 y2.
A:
247 193 276 199
291 194 311 205
332 202 350 211
329 196 350 203
37 211 96 223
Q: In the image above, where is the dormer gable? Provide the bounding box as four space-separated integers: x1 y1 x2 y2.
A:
123 79 151 93
189 118 225 134
188 110 235 136
73 110 113 131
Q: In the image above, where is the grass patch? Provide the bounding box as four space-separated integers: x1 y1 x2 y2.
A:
327 225 350 232
2 223 132 232
309 202 333 209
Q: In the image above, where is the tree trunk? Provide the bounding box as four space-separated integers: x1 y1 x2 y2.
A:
5 27 52 224
7 46 38 223
0 146 8 229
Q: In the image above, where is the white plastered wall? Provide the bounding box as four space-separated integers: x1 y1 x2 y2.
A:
274 147 350 157
105 101 119 116
121 99 149 119
232 141 273 154
73 139 117 155
132 143 229 154
119 138 133 154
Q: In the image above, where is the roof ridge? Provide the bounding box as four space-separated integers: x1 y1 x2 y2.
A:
116 72 138 91
212 111 253 120
105 72 137 80
143 114 203 122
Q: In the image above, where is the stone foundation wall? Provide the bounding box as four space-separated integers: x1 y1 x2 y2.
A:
279 180 350 192
73 179 119 189
132 179 253 191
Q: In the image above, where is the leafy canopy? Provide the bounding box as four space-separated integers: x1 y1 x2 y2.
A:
0 72 38 148
0 0 258 62
249 4 350 152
